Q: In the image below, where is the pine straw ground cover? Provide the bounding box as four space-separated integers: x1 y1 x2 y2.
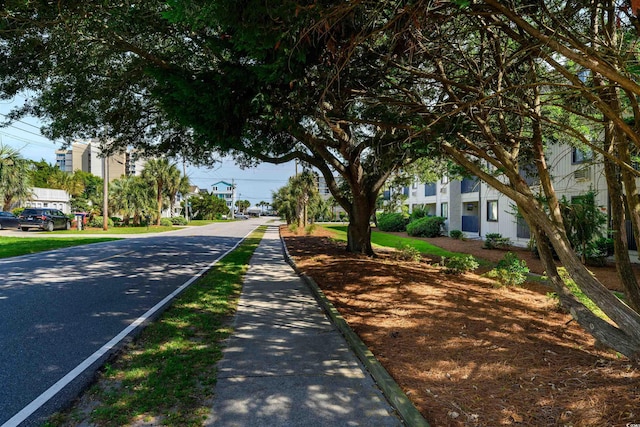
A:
280 225 640 427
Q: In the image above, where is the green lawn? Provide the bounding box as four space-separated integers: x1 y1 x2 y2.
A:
46 226 266 427
0 237 121 258
322 224 463 258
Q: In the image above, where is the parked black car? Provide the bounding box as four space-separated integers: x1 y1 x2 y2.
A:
18 208 71 232
0 211 20 230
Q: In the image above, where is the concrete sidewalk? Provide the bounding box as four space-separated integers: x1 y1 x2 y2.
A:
207 224 403 426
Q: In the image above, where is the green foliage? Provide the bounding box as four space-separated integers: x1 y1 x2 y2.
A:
88 216 114 228
449 229 463 239
189 193 229 220
593 237 614 256
483 233 512 249
170 216 188 225
272 171 323 227
159 217 173 227
305 224 316 235
409 207 429 221
376 212 408 232
395 243 422 262
406 216 445 237
484 252 529 287
441 255 479 275
560 190 607 263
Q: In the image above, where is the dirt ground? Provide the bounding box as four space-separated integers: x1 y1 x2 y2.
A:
280 226 640 427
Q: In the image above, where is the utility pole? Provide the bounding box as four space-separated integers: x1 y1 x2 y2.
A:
182 158 189 222
230 179 236 219
102 154 109 231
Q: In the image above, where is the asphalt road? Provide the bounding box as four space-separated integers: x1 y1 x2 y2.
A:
0 219 269 426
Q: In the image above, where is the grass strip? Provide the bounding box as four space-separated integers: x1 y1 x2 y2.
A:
0 237 121 258
322 224 467 259
46 226 266 427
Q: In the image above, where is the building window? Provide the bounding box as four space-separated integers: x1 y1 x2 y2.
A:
572 147 593 164
487 200 498 222
441 202 448 218
212 186 218 191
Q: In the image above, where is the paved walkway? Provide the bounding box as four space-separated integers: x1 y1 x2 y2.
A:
207 224 402 426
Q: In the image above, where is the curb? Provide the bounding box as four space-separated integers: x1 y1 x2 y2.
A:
279 230 430 427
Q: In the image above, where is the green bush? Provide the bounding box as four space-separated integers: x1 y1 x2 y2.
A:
377 212 409 232
395 243 422 262
409 208 429 222
484 252 529 286
449 229 463 239
593 237 614 257
171 216 188 225
160 218 173 227
88 216 114 228
441 255 479 275
305 224 317 235
406 216 445 237
483 233 512 249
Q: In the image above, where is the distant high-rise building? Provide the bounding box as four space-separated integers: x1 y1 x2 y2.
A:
55 140 145 182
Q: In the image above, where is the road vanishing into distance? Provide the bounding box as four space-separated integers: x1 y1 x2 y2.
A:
0 218 270 426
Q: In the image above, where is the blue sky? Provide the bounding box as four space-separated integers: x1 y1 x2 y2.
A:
0 98 295 207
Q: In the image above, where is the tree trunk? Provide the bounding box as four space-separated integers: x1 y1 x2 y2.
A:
528 221 640 359
521 201 640 361
603 133 640 312
346 194 375 255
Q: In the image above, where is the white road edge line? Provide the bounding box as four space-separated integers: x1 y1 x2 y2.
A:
2 228 256 427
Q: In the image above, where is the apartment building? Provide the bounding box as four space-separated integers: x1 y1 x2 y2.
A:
402 144 609 247
55 140 146 182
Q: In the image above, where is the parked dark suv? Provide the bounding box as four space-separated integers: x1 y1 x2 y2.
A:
19 208 71 232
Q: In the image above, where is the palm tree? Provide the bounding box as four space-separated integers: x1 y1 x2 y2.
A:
164 167 189 218
110 175 153 225
141 158 175 225
47 169 85 197
0 145 33 211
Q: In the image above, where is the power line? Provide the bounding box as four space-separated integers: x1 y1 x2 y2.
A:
0 112 44 132
0 130 57 149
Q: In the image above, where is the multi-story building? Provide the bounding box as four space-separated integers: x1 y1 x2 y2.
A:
401 144 609 247
55 140 145 182
211 180 236 214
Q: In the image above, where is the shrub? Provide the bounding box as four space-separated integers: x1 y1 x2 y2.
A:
593 237 614 257
160 218 173 227
110 216 122 226
484 252 529 286
449 229 463 239
170 216 188 225
88 216 114 228
288 223 299 234
483 233 512 249
409 208 429 222
395 243 422 262
441 255 479 275
406 216 445 237
305 224 317 235
377 212 409 232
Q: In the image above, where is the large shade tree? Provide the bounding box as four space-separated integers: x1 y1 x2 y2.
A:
308 0 640 360
0 0 432 255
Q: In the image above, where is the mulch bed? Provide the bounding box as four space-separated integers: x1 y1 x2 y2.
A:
281 226 640 427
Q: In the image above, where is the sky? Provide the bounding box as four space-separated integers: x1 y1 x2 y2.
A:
0 98 296 207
